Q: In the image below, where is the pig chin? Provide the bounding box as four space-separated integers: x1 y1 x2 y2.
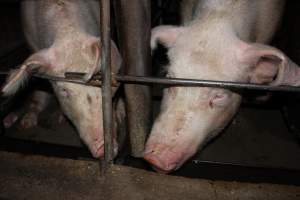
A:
77 126 119 158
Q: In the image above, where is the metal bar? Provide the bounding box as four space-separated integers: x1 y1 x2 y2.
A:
114 75 300 93
115 0 152 158
100 0 114 167
64 72 300 93
65 72 300 93
2 71 300 93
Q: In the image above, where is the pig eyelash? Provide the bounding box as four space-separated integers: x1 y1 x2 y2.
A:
209 99 214 108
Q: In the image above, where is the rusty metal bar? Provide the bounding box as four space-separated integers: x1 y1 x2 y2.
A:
100 0 114 167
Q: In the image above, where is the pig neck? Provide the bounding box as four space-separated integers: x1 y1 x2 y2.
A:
38 0 99 48
187 1 269 44
51 13 95 44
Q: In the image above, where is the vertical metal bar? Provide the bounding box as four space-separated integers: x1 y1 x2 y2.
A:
116 0 152 158
100 0 114 166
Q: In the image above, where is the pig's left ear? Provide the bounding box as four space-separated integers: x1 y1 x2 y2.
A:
239 43 300 86
151 25 186 50
1 50 51 96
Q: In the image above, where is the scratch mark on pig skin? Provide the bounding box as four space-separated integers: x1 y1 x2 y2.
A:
209 100 213 109
87 94 92 104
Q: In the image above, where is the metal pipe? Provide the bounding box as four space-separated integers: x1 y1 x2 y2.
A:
100 0 114 167
2 71 300 93
64 73 300 93
114 75 300 93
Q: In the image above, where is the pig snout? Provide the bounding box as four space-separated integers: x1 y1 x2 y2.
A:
144 140 194 173
144 110 201 173
78 124 119 159
84 127 118 158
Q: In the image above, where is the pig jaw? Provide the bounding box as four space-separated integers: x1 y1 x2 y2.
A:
144 89 241 173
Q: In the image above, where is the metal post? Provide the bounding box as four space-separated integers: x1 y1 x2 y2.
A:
115 0 152 158
100 0 114 167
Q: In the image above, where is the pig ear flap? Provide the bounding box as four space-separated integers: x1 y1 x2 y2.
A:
238 43 289 85
151 25 186 50
110 41 122 74
83 40 122 82
1 51 50 96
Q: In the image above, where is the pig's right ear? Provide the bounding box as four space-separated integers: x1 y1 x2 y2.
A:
151 25 186 50
1 50 50 96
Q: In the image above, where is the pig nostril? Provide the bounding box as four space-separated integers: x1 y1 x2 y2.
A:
92 145 104 158
144 149 156 156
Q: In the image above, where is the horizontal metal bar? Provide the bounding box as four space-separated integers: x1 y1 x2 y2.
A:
65 72 300 93
1 71 300 93
0 71 102 87
114 75 300 93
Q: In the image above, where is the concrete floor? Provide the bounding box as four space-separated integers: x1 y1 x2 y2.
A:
5 100 300 171
0 152 300 200
197 106 300 170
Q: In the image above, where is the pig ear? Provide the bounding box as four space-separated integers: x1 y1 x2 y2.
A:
1 50 50 96
110 41 122 74
83 40 122 81
151 25 186 50
238 43 290 85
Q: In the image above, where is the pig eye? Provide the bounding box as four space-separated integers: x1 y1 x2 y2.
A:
60 88 70 97
209 92 230 108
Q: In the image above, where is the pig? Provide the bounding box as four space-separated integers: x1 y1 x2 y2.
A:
145 0 300 172
1 0 122 158
3 91 57 129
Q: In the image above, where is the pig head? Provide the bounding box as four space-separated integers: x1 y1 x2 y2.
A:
144 24 300 173
2 35 122 158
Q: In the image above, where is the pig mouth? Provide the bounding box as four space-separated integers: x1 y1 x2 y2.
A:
90 139 105 158
144 154 180 173
88 138 119 158
144 143 190 173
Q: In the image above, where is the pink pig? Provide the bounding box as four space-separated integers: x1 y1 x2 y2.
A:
144 0 300 172
2 0 122 158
